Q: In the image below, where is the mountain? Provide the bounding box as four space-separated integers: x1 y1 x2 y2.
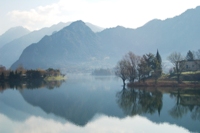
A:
0 22 104 68
11 20 106 70
0 22 70 68
133 6 200 56
11 6 200 71
98 6 200 58
85 22 104 32
0 26 30 48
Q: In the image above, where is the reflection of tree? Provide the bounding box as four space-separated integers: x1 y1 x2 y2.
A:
169 88 200 121
116 88 141 115
139 89 163 115
191 106 200 121
169 88 188 119
0 80 65 91
169 104 188 119
116 87 163 116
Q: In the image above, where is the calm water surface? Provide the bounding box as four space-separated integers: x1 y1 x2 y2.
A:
0 74 199 133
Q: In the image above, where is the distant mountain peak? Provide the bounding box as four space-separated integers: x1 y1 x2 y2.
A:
68 20 86 27
1 26 30 36
62 20 94 34
0 26 30 48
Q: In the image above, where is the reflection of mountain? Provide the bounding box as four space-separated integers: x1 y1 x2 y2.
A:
1 75 200 132
19 76 124 126
0 88 67 123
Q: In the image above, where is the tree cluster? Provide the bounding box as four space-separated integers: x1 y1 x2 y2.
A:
186 49 200 60
0 66 63 81
115 50 162 86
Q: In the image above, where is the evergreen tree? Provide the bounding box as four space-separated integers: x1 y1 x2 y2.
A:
9 71 15 80
152 50 162 83
143 53 155 77
156 49 162 65
186 50 194 61
156 50 162 73
0 73 5 80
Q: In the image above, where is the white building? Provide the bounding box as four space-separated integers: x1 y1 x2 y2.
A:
180 60 200 71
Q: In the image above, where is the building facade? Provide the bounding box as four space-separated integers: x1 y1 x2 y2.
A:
180 60 200 71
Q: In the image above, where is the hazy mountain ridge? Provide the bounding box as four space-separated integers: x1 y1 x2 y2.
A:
134 6 200 55
0 22 71 68
0 22 104 68
0 26 30 48
11 21 105 70
10 6 200 70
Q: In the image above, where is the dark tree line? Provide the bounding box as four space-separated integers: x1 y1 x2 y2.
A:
0 66 63 81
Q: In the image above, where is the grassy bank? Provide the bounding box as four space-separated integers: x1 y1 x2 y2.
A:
128 72 200 88
128 80 200 88
44 75 66 81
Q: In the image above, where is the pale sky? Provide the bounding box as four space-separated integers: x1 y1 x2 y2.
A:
1 0 200 35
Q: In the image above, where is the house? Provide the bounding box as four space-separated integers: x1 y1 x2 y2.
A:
179 60 200 71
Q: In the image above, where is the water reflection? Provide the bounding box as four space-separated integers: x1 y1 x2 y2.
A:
0 80 65 91
116 87 163 116
16 75 123 126
169 88 200 121
0 114 190 133
116 87 200 122
0 75 200 132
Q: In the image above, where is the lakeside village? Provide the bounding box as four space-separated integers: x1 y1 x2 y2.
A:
1 49 200 88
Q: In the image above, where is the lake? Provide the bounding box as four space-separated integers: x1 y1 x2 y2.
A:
0 74 199 133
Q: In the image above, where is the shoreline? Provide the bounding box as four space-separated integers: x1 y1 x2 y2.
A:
128 81 200 88
44 75 66 81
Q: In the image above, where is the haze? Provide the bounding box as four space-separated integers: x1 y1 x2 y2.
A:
1 0 200 35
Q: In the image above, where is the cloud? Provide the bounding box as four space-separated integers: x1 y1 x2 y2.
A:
6 0 200 31
0 113 190 133
7 2 63 31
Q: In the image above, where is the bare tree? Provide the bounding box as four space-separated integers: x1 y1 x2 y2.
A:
167 52 185 83
115 58 132 88
124 52 141 82
195 49 200 59
137 57 150 82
